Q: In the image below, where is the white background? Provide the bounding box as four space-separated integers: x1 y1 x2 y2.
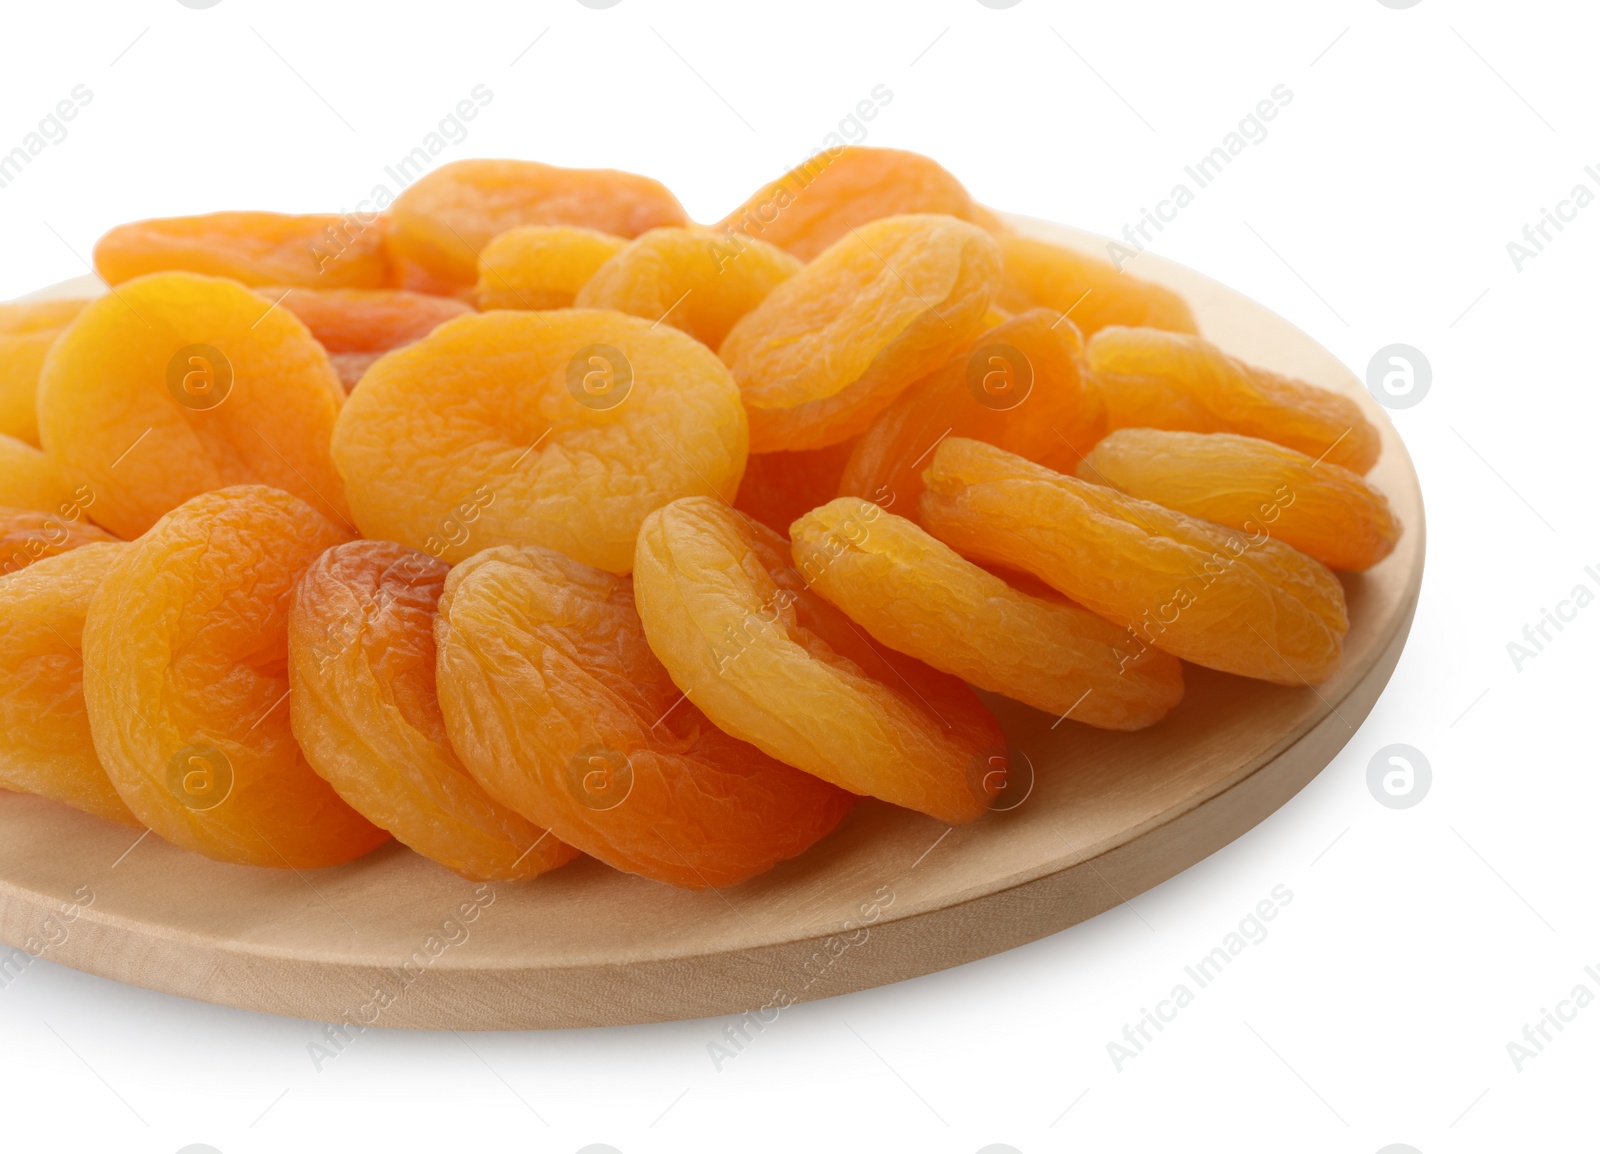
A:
1 1 1596 1151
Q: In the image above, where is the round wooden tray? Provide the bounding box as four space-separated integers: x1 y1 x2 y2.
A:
0 218 1424 1030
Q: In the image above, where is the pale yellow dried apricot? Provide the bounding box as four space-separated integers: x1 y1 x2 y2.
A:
83 485 387 867
0 299 90 445
634 496 1008 823
719 214 1002 451
332 309 747 574
792 498 1183 728
920 438 1349 685
575 228 802 350
95 212 392 289
476 225 628 310
288 540 576 881
996 234 1197 337
0 542 138 825
0 434 86 516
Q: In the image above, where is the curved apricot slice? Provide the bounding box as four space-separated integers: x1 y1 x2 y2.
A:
388 159 688 291
288 540 576 881
1 505 117 577
1081 430 1401 572
719 214 1002 452
36 272 350 539
0 542 138 825
996 234 1197 337
792 498 1183 729
716 147 984 261
82 485 387 867
0 434 85 515
1088 326 1380 473
839 308 1104 513
94 212 392 289
634 496 1007 823
476 225 628 311
575 228 802 350
435 543 854 889
920 438 1349 685
734 439 857 535
333 309 746 574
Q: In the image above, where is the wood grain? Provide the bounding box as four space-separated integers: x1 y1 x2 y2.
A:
0 217 1425 1029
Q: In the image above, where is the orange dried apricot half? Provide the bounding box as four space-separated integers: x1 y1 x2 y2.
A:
575 227 802 350
36 271 350 539
0 542 138 825
839 308 1104 513
476 225 628 311
1080 430 1401 572
0 300 90 446
1 505 117 577
0 434 87 516
82 485 387 867
289 540 576 881
332 309 747 574
719 214 1003 452
388 159 688 291
717 147 984 261
0 298 92 335
634 496 1007 823
733 439 857 535
1088 326 1381 473
792 498 1183 729
996 234 1197 337
252 285 473 391
95 212 392 289
435 544 854 889
920 438 1349 685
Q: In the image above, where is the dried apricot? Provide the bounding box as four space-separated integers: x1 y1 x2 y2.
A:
0 434 86 515
575 228 802 350
633 496 1007 823
435 543 853 889
0 299 90 446
0 298 91 334
476 225 628 311
0 542 138 826
793 498 1182 729
288 540 576 881
36 272 350 539
252 286 473 392
719 214 1003 452
388 159 688 291
1 505 117 577
716 147 985 261
332 309 746 574
1080 430 1401 571
733 439 857 535
996 234 1197 337
82 485 387 868
95 212 392 289
1088 326 1380 473
838 308 1104 513
920 438 1349 685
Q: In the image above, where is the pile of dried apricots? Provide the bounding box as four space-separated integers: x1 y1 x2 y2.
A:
0 147 1401 889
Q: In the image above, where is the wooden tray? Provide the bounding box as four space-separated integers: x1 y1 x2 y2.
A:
0 218 1424 1030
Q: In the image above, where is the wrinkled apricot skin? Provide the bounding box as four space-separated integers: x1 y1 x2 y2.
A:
82 485 388 868
332 309 747 574
1081 430 1401 571
720 214 1003 452
94 212 392 289
388 159 689 291
435 544 854 889
289 540 575 881
37 272 350 539
0 434 89 517
252 286 473 392
633 497 1007 824
575 228 802 350
476 225 628 311
734 439 857 535
792 498 1184 729
0 505 117 577
1088 326 1381 473
996 234 1198 337
0 542 139 826
717 147 985 262
920 439 1349 685
839 308 1104 514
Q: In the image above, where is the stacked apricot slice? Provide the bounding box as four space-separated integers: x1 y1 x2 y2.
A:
0 146 1404 890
